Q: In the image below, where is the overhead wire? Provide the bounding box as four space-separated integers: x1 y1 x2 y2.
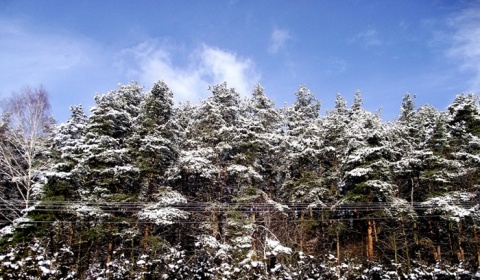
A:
1 199 477 224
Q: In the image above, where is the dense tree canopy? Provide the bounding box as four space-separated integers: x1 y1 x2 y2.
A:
0 82 479 279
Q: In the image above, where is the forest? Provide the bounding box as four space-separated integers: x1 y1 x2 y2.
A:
0 81 479 279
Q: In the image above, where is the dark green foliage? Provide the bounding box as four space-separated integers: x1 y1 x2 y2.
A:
1 82 479 279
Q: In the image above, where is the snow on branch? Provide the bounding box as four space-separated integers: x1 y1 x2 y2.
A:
422 191 478 222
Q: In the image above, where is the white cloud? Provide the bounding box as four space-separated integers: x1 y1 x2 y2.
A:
349 27 382 47
117 41 260 102
0 18 95 94
201 46 259 97
446 6 480 92
268 28 292 54
0 17 111 122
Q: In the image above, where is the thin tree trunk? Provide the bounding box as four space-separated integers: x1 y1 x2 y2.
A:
336 230 341 265
474 227 480 267
448 222 455 260
436 244 441 263
147 173 154 196
367 220 374 261
457 222 464 262
131 238 135 272
77 235 82 267
143 224 150 251
410 178 415 207
414 222 420 262
252 211 257 252
436 225 442 264
68 223 75 245
300 210 305 251
107 239 113 264
401 219 411 269
392 232 398 264
212 206 219 239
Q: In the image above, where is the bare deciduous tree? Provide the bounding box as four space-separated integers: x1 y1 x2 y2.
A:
0 86 54 221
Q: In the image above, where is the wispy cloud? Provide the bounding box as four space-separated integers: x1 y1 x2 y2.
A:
268 28 292 54
0 17 96 95
446 5 480 92
325 58 348 75
349 27 382 48
117 40 260 102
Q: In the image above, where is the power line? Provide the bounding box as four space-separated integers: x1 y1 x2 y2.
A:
1 200 477 208
1 199 477 225
1 201 477 215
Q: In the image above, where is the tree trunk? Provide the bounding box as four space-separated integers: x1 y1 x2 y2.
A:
143 224 150 251
131 238 135 272
457 222 464 262
401 219 411 269
410 178 415 207
436 225 442 264
336 230 341 265
68 223 75 245
448 222 455 260
414 222 420 262
474 227 480 267
147 169 154 197
367 220 374 261
436 244 441 263
392 232 398 264
107 238 113 264
300 210 305 252
252 211 257 252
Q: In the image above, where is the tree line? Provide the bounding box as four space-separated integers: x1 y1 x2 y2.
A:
0 82 479 279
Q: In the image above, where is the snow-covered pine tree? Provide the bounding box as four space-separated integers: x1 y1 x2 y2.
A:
79 83 142 200
319 93 350 201
391 104 454 203
238 84 283 195
132 81 189 258
165 83 243 273
281 85 325 253
391 97 475 264
133 80 179 198
335 91 407 262
316 93 351 260
282 84 322 185
447 93 480 189
172 82 243 201
419 93 480 263
223 85 292 272
45 105 88 201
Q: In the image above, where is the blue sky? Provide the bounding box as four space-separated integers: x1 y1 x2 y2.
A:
1 0 479 122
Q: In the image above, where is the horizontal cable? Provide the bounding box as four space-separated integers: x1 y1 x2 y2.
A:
0 215 471 224
1 200 477 208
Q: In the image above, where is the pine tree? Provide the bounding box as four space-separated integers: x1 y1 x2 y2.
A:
79 83 142 200
336 91 405 261
447 93 480 190
239 84 282 194
133 81 189 258
320 93 350 201
420 93 480 263
133 81 178 198
45 105 88 201
283 84 322 181
281 85 325 253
